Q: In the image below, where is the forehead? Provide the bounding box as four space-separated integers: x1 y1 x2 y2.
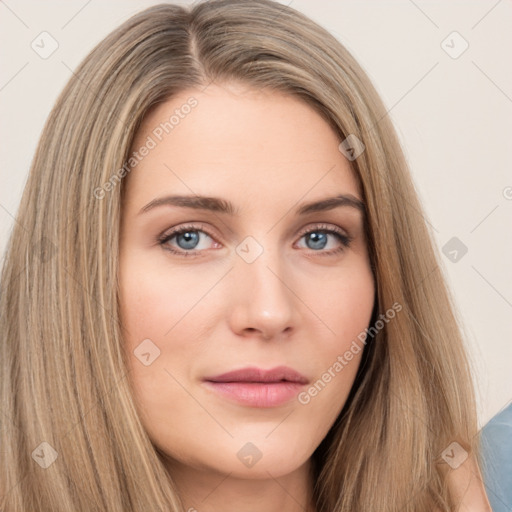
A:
125 82 361 205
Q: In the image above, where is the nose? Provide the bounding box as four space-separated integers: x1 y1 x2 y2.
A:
227 246 298 341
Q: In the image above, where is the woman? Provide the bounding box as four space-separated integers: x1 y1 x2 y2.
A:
0 1 491 510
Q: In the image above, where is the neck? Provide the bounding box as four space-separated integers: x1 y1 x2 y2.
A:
164 456 316 512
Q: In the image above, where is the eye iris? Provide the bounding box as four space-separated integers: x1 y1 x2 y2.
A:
306 232 328 250
177 231 200 250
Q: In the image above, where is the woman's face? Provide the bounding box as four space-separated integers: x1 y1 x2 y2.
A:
119 82 374 480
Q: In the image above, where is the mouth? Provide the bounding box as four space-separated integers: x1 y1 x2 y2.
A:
202 366 309 408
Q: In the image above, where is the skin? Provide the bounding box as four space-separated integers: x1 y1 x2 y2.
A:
439 456 492 511
118 82 375 512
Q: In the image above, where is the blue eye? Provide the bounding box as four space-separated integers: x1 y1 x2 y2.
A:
305 231 329 250
158 224 215 256
175 231 201 250
158 223 352 257
297 226 352 254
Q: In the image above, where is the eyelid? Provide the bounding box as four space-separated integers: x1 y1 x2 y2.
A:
159 222 210 239
295 222 349 240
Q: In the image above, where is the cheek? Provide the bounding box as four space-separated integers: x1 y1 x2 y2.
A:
307 258 375 348
118 252 222 346
118 253 224 423
118 268 194 442
298 261 374 405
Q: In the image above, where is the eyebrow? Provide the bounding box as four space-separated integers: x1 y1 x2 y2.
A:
138 194 365 216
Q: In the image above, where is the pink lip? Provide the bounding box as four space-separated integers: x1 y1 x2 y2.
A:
203 366 309 408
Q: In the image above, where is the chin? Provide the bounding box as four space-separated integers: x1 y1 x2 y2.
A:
159 435 313 480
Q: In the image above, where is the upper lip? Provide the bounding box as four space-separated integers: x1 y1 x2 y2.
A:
204 366 309 384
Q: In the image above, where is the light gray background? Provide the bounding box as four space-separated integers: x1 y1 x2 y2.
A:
1 0 511 428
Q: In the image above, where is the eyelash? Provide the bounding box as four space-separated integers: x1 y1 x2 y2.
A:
157 222 353 258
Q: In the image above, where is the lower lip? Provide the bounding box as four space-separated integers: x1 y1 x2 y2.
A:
203 381 305 407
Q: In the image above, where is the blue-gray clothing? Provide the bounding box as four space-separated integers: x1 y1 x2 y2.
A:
481 403 512 511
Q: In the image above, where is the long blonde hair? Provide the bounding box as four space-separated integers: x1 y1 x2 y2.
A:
0 1 478 510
